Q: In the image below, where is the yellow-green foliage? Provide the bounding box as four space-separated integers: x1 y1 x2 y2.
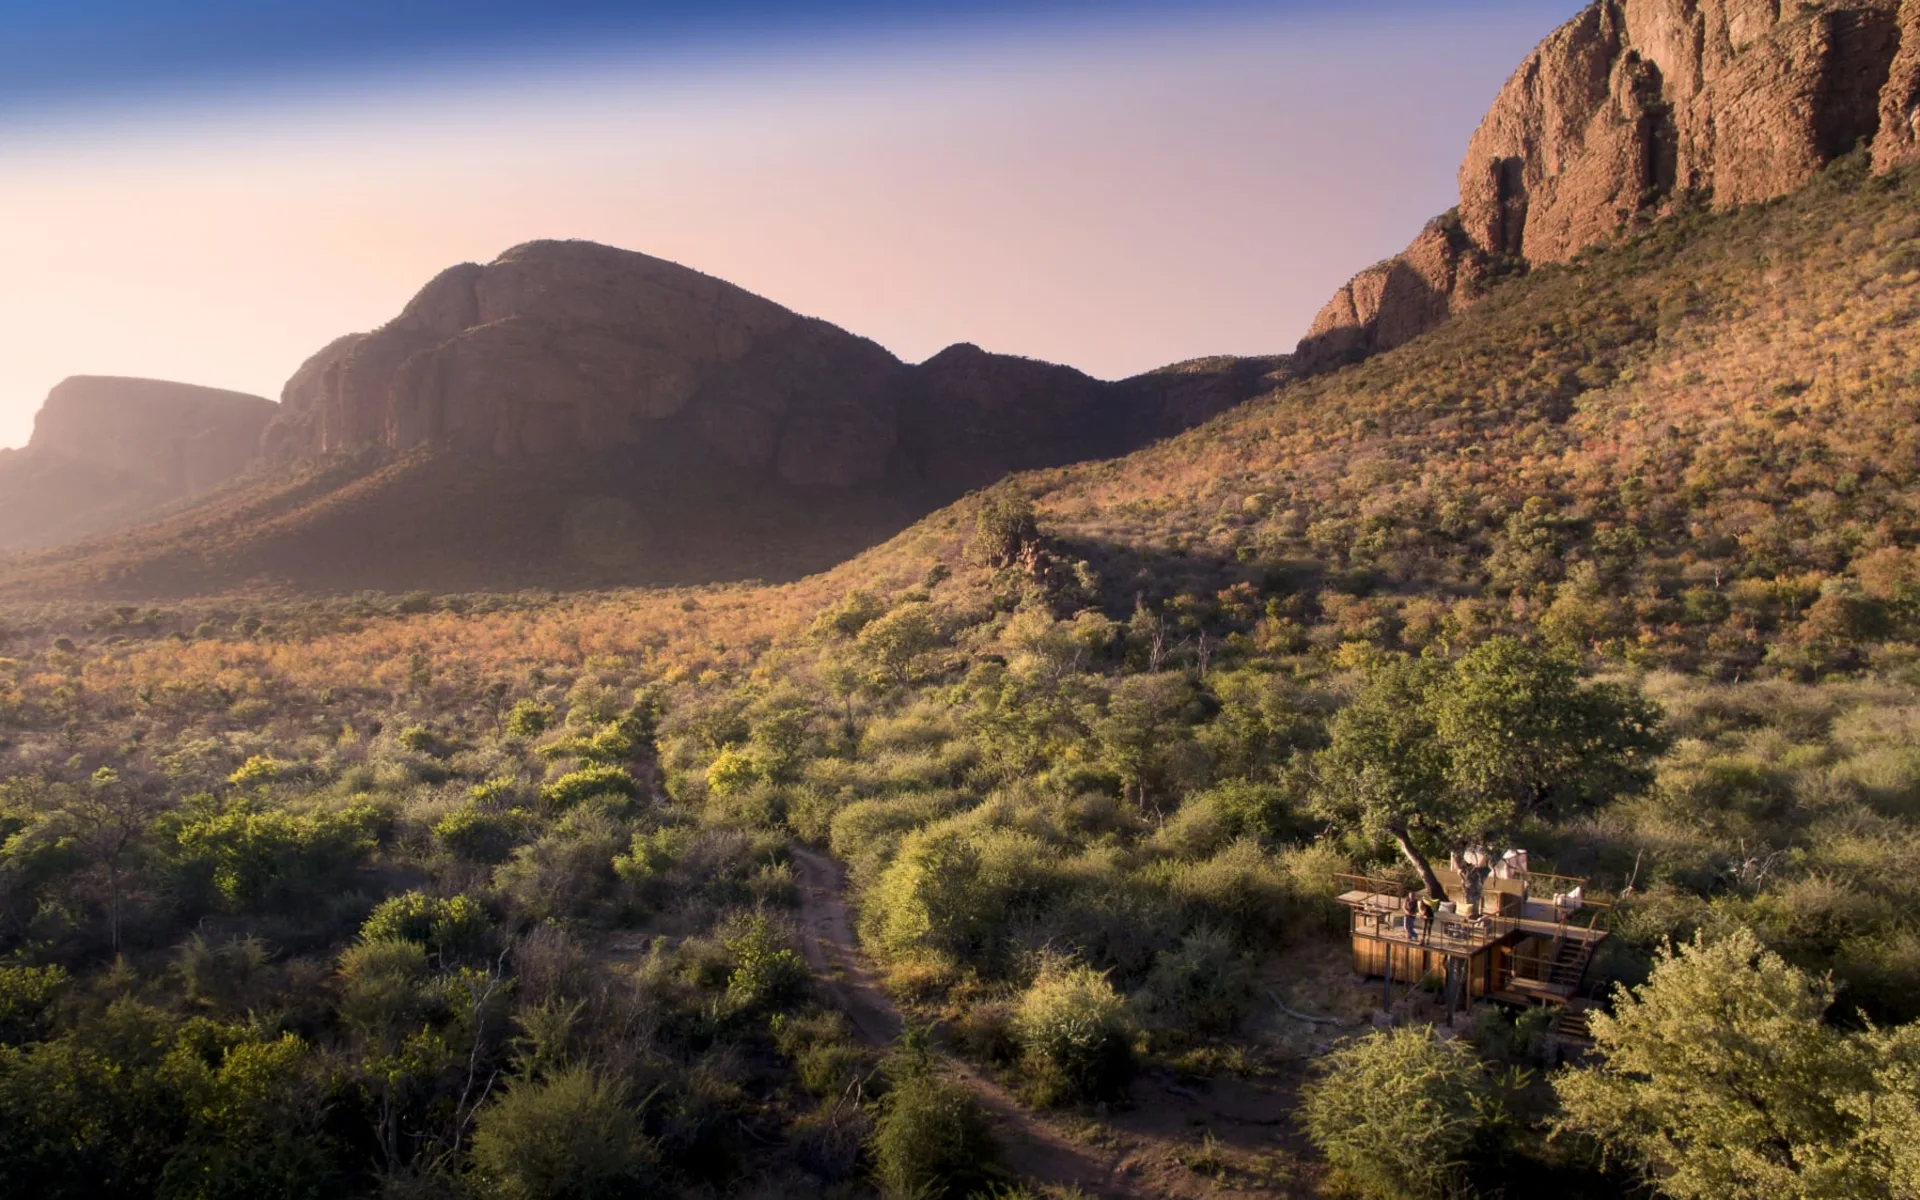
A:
0 964 66 1044
432 803 526 863
1010 960 1133 1105
226 756 287 788
171 798 382 912
1554 928 1879 1200
868 1067 998 1199
861 822 1061 969
359 891 492 960
469 1066 657 1200
1301 1026 1494 1200
538 765 637 812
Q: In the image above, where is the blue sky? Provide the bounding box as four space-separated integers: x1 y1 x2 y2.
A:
0 1 1567 112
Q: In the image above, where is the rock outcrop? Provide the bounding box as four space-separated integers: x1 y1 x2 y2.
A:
1874 0 1920 171
0 377 276 551
1295 219 1492 372
263 240 1255 495
30 376 276 495
1300 0 1915 368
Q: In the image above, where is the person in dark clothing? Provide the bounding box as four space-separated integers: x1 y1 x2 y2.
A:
1401 889 1419 940
1419 895 1437 943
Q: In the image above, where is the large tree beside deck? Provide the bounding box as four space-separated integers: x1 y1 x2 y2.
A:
1312 638 1666 899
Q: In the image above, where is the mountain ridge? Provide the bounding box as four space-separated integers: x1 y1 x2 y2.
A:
0 242 1286 597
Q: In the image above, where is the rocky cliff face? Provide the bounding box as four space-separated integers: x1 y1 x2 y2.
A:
30 376 276 495
1300 0 1916 369
265 242 868 477
264 240 1215 494
1 377 276 550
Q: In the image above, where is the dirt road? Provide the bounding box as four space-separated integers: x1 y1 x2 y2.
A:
790 846 1319 1198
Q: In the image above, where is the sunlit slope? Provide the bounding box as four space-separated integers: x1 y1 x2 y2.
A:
829 155 1920 675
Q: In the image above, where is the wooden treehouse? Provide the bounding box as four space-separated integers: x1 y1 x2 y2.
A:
1334 864 1609 1042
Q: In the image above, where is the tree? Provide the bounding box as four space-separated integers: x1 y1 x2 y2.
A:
1090 671 1202 812
1300 1025 1497 1200
971 493 1039 568
1314 639 1663 898
1553 928 1877 1200
1428 636 1664 828
817 651 864 739
1844 1023 1920 1198
1312 655 1452 896
71 768 168 952
855 602 940 687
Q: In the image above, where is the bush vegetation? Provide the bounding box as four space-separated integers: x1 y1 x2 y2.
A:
3 155 1920 1194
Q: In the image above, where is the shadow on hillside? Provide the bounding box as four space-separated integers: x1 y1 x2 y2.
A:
1052 533 1328 619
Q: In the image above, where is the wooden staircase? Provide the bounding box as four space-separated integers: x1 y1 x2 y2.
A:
1545 934 1597 993
1505 933 1600 1001
1551 999 1594 1043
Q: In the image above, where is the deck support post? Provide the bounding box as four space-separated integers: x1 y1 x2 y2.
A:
1383 940 1393 1010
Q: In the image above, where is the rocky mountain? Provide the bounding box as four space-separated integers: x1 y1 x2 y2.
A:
0 377 275 551
1298 0 1920 369
262 240 1270 495
0 245 1283 596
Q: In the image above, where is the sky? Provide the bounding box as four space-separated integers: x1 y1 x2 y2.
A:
0 0 1576 449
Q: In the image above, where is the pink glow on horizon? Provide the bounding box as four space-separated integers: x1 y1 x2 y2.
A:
0 6 1562 450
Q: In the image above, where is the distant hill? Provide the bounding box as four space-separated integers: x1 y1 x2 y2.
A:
0 242 1283 597
0 376 275 552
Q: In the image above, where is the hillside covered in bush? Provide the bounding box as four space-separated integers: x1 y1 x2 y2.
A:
4 155 1920 1197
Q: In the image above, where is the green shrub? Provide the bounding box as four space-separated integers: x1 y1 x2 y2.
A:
0 964 67 1044
170 799 381 914
611 823 695 889
493 808 622 922
469 777 520 807
173 933 272 1011
397 724 451 757
704 747 761 796
433 804 525 863
1011 962 1134 1105
1553 928 1877 1200
539 765 638 812
1202 778 1296 842
1156 838 1297 946
335 939 434 1045
360 891 492 960
869 1070 998 1199
1136 927 1255 1034
772 1010 864 1097
469 1065 657 1200
1300 1026 1493 1200
505 700 554 740
226 756 286 788
722 913 807 1017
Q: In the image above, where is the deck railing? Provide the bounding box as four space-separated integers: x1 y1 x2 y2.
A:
1337 873 1614 944
1333 871 1417 897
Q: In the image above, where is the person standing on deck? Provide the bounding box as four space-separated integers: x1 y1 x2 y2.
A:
1401 889 1419 940
1419 894 1437 943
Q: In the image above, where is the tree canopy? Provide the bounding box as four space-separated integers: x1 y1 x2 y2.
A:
1313 637 1665 896
1553 927 1880 1200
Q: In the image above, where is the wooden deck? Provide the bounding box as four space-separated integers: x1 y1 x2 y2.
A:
1337 890 1608 955
1338 884 1609 1006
